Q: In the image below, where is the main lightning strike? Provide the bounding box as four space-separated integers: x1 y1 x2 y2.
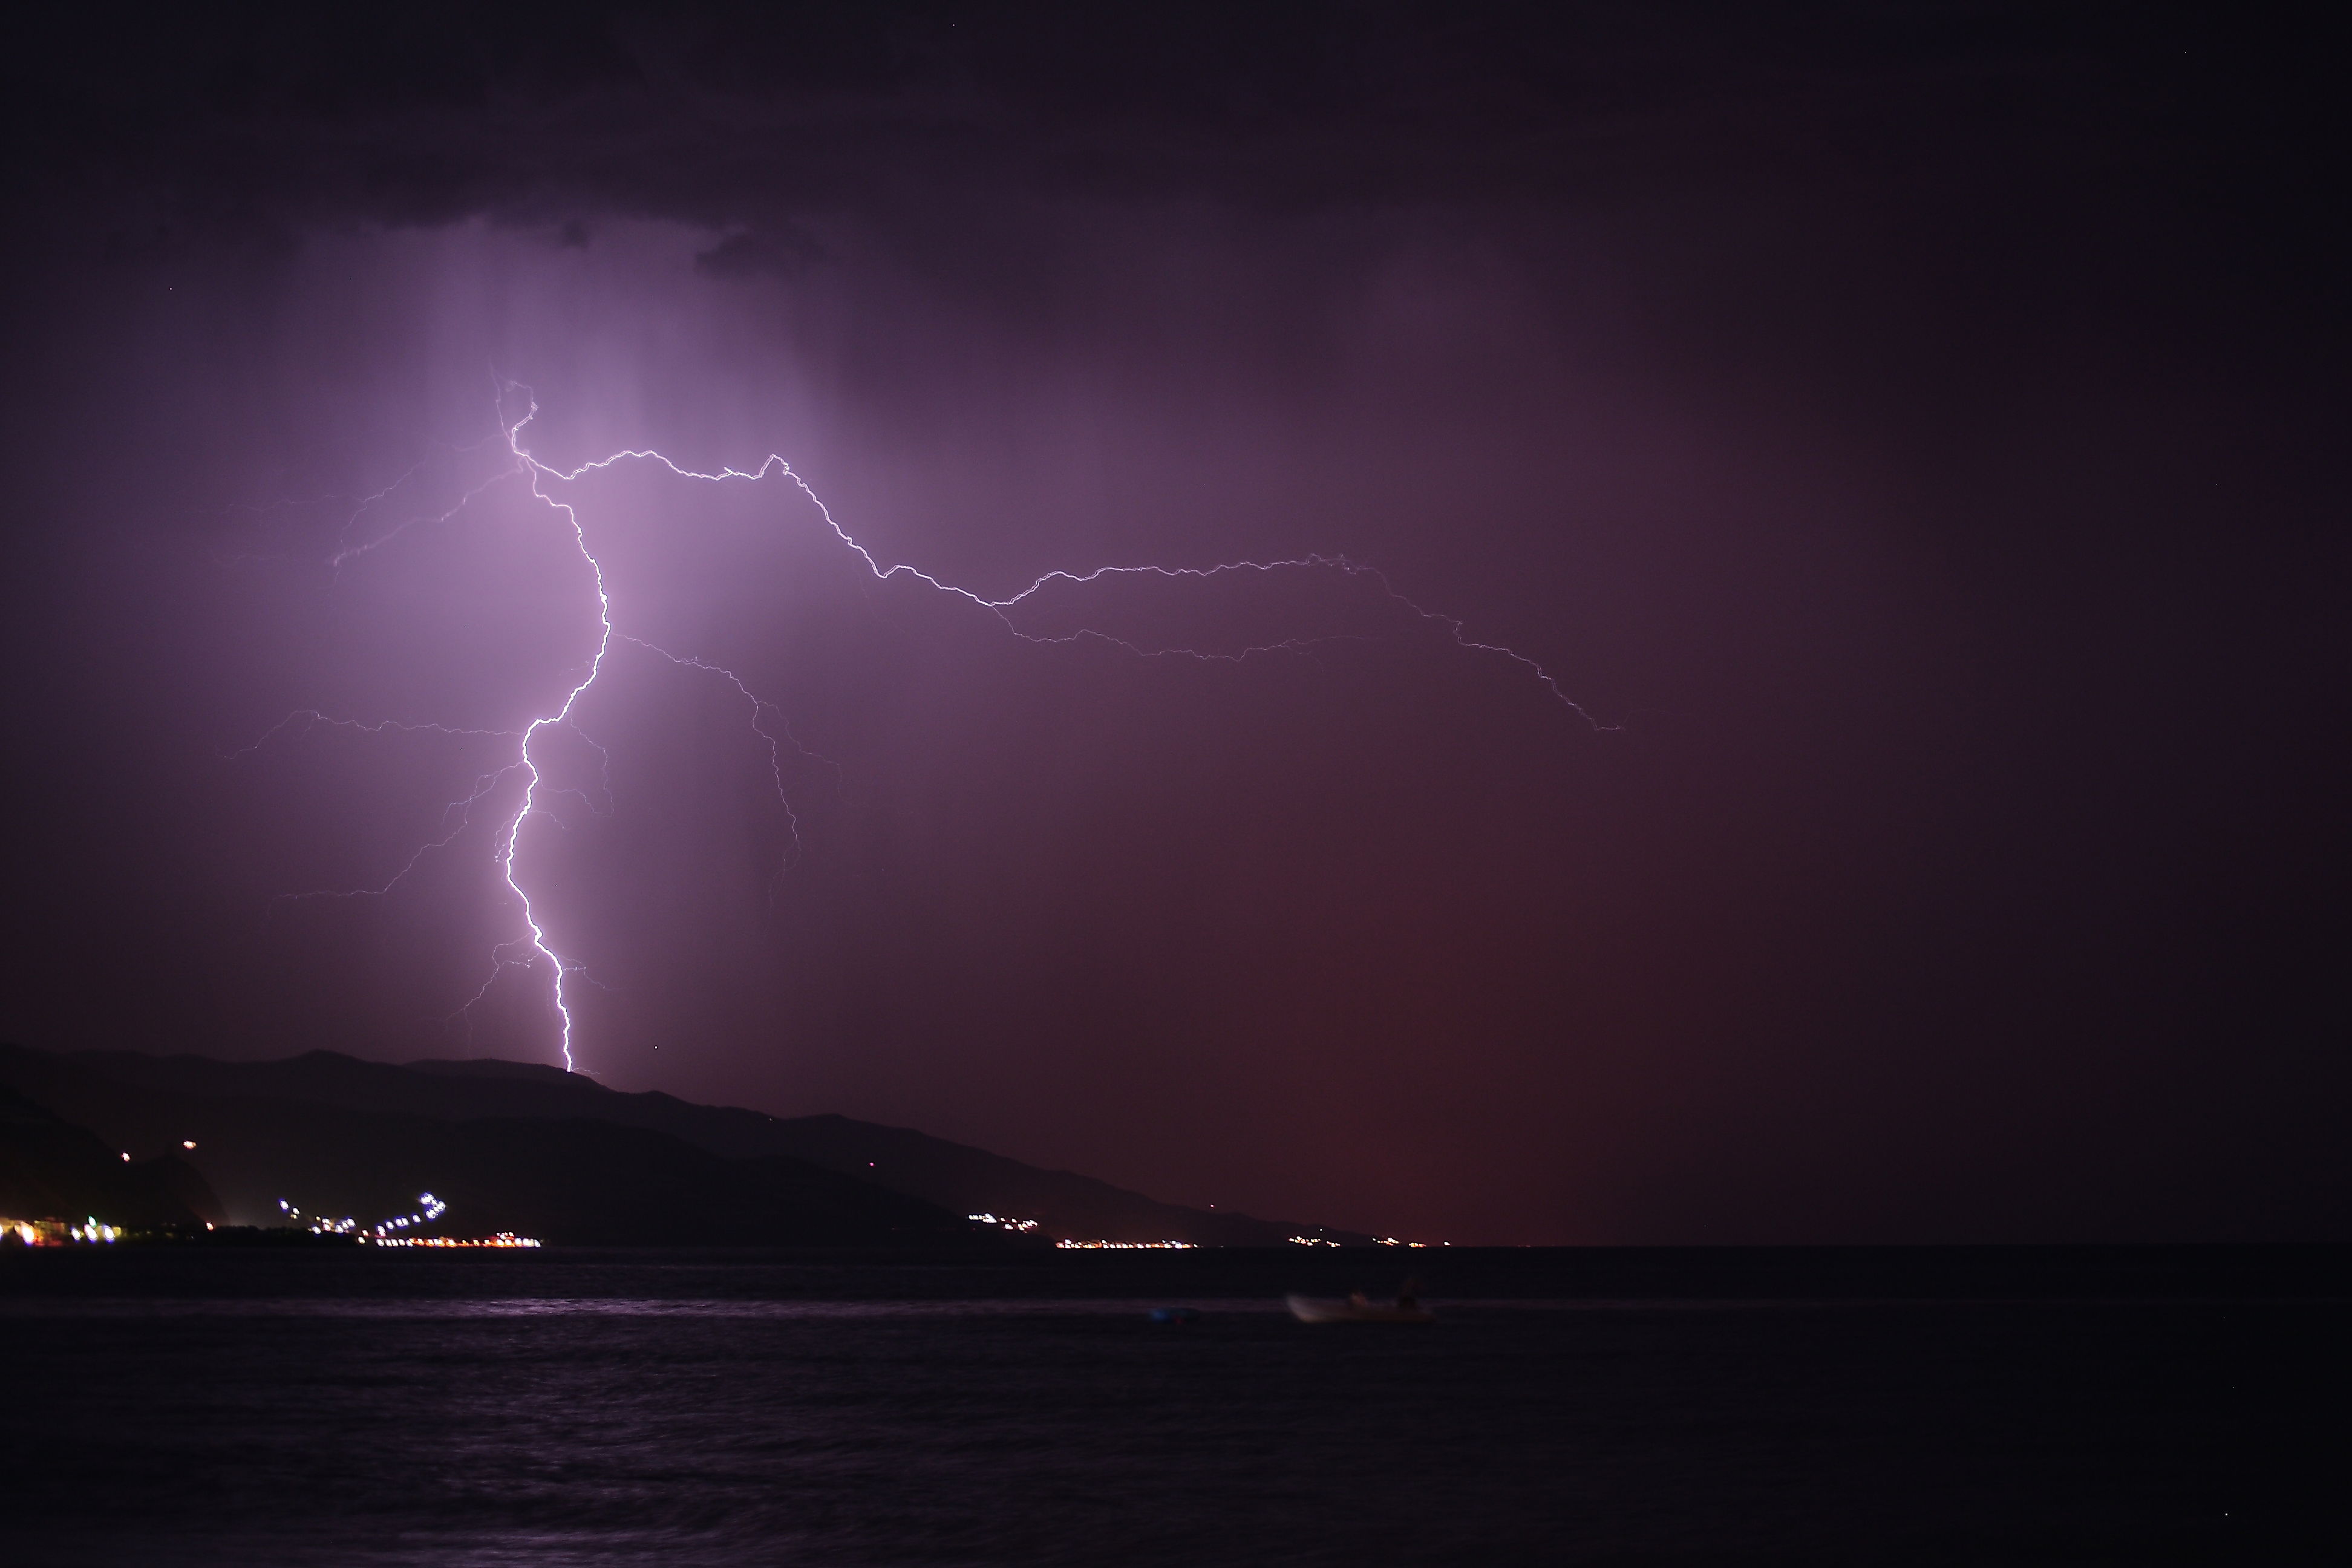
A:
238 388 1603 1075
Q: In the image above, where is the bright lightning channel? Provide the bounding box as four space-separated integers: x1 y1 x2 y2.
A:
238 387 1606 1075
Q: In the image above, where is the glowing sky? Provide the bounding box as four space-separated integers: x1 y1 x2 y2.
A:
1 5 2342 1241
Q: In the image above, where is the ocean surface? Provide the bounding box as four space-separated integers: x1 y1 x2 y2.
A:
4 1247 2342 1566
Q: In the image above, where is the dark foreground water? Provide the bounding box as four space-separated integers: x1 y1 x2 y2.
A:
4 1247 2344 1566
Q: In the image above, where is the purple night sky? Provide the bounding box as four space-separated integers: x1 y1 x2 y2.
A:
1 4 2342 1243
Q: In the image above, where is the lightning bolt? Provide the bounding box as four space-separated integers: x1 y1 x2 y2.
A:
233 385 1606 1075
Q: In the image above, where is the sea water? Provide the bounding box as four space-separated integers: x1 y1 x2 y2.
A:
2 1248 2340 1564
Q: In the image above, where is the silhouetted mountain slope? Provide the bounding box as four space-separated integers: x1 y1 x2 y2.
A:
0 1044 1366 1244
0 1086 223 1227
0 1048 978 1244
351 1118 978 1246
742 1112 1362 1246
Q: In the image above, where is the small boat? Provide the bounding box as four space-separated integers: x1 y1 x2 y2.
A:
1148 1306 1203 1324
1285 1288 1434 1324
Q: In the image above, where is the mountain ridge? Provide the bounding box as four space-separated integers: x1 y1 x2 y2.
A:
0 1044 1368 1246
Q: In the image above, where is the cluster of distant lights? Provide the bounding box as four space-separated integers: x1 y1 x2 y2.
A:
0 1218 119 1245
966 1212 1041 1233
990 1226 1439 1249
281 1191 445 1236
11 1207 1426 1252
964 1214 1437 1250
1055 1239 1197 1250
276 1192 537 1246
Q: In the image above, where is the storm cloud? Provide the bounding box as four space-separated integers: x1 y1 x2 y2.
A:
1 3 2342 1241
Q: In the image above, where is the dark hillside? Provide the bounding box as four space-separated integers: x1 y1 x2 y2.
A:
0 1087 223 1228
0 1044 1365 1243
359 1117 984 1246
0 1048 984 1244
